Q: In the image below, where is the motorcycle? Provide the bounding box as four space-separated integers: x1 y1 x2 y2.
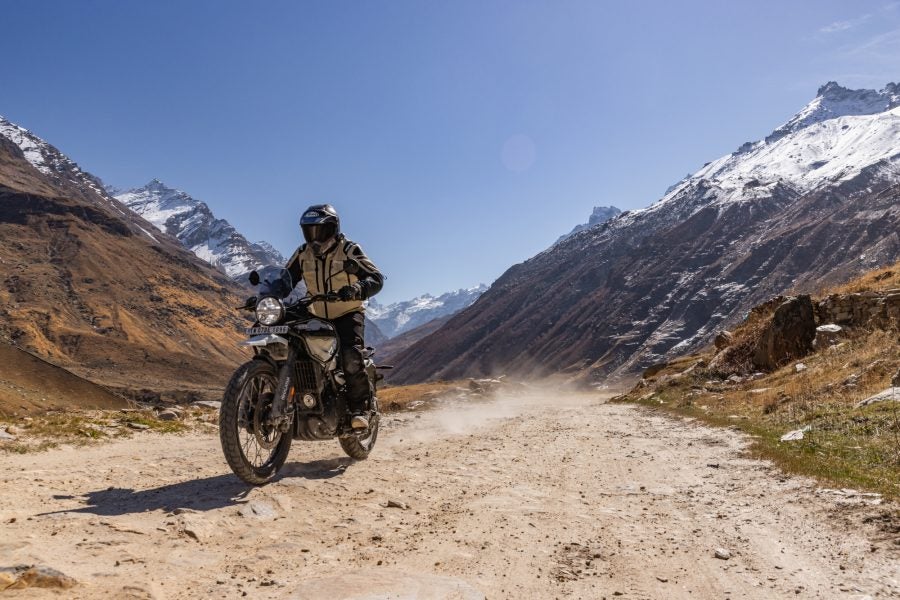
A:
219 262 383 485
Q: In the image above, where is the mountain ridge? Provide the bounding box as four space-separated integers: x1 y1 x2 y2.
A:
367 285 488 338
115 179 285 281
389 82 900 384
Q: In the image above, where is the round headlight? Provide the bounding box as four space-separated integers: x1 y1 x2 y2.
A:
256 297 284 325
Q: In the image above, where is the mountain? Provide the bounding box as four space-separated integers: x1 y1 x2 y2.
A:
389 82 900 384
0 115 248 401
376 313 453 362
115 180 285 282
367 285 488 339
556 206 621 243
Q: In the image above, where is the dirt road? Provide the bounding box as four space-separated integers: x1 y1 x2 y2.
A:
1 391 897 599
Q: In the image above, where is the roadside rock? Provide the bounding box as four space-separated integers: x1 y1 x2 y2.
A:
194 400 221 410
795 363 808 373
714 548 731 560
155 409 180 421
855 388 900 408
753 295 816 371
3 565 77 590
780 427 809 441
181 514 216 542
813 324 844 349
0 430 16 441
239 501 278 520
126 422 149 430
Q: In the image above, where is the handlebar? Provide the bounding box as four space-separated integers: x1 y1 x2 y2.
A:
237 293 342 311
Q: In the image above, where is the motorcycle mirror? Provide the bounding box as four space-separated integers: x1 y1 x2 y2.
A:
248 270 260 286
343 259 360 275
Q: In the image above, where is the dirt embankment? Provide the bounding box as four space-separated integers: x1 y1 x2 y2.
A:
0 390 897 598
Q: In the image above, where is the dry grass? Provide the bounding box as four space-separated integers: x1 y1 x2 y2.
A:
378 381 464 411
621 328 900 498
0 407 216 453
829 263 900 295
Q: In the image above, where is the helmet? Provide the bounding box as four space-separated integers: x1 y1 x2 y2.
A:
300 204 340 256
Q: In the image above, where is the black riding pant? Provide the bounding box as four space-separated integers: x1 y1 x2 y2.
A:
332 311 371 413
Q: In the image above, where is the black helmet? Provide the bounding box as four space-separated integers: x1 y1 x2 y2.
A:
300 204 340 256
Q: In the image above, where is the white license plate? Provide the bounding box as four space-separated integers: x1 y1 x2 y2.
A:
246 326 289 335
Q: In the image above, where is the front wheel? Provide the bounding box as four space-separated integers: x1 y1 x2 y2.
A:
219 360 292 484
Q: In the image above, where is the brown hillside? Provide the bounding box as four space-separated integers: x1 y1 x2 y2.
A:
0 133 249 402
0 342 127 416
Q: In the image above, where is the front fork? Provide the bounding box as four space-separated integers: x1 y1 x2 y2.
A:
270 346 297 432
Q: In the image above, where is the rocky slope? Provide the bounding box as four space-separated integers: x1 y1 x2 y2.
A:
390 82 900 384
555 205 621 243
115 180 285 282
367 285 488 338
0 115 248 402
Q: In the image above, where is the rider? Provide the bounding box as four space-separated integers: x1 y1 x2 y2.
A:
285 204 384 430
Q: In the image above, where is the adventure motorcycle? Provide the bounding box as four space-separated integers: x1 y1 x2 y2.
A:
219 263 383 485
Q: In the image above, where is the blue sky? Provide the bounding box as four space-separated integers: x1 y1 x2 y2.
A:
2 1 899 303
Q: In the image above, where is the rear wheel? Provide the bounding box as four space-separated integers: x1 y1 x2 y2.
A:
219 360 292 484
339 400 380 460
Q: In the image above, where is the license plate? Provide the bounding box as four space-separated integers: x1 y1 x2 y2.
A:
246 326 289 335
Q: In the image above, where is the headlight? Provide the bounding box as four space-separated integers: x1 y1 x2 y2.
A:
255 297 284 325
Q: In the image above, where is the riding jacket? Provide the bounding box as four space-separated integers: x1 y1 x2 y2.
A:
285 234 383 319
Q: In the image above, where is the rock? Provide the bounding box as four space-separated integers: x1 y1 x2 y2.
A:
855 388 900 408
780 426 810 441
714 330 733 350
0 430 16 441
642 362 668 379
238 501 278 520
753 296 816 370
727 375 743 384
892 368 900 388
386 499 409 510
813 323 844 349
795 363 807 373
5 566 77 590
843 374 860 388
194 400 221 410
181 514 216 542
126 422 149 430
156 410 179 421
0 570 17 589
750 388 770 394
714 548 731 560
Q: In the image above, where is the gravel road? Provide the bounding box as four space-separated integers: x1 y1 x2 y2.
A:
1 391 897 599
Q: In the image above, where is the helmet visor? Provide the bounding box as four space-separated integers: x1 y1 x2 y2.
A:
302 222 336 244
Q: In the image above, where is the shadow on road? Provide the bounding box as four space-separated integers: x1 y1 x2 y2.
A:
39 457 355 517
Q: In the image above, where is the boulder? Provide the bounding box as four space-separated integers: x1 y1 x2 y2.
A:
713 330 733 350
753 296 816 371
813 323 844 349
855 388 899 408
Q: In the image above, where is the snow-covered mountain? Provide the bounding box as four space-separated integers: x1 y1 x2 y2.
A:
116 180 285 281
0 116 190 245
367 285 488 338
390 82 900 383
556 206 622 243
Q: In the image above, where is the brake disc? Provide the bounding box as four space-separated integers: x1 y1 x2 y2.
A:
252 392 280 450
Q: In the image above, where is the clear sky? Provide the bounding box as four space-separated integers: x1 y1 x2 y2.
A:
2 1 899 303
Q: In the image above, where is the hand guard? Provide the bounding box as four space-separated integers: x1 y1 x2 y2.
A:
337 283 362 301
